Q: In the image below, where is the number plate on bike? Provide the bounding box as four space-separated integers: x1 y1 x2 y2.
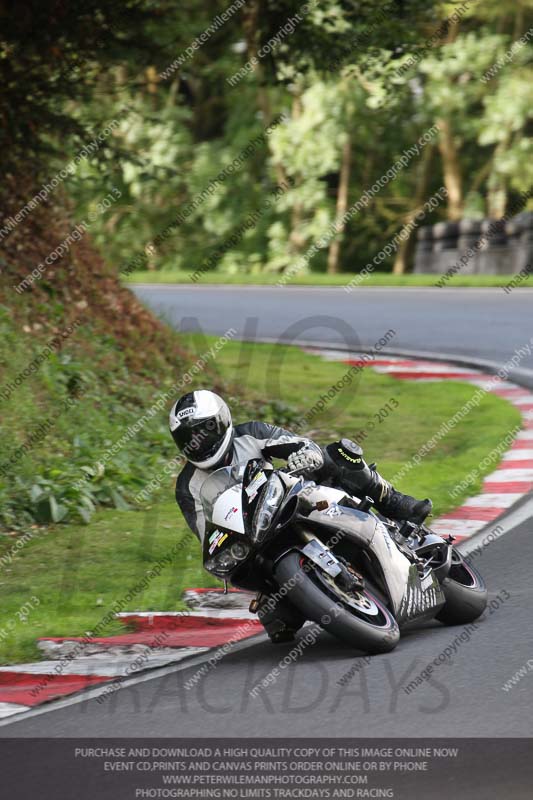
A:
302 540 342 578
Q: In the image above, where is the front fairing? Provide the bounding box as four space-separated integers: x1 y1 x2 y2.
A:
199 464 250 575
295 483 443 620
200 463 247 530
305 504 410 614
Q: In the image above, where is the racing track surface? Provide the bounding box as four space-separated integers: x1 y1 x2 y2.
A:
131 284 533 376
2 506 533 736
2 286 533 737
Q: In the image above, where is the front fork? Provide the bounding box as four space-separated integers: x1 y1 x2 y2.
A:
273 531 364 593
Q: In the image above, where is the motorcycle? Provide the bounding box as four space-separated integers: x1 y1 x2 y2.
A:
199 452 488 654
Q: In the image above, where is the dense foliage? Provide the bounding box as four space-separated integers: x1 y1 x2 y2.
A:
0 1 532 527
4 1 530 279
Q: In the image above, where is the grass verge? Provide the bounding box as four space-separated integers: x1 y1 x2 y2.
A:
123 271 529 289
0 338 521 665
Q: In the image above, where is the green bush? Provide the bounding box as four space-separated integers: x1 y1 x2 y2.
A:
0 309 177 527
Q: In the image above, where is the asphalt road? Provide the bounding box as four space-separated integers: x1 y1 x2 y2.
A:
2 285 533 740
131 284 533 377
3 506 533 737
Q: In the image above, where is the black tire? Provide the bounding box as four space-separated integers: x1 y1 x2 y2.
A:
273 551 399 654
436 549 488 625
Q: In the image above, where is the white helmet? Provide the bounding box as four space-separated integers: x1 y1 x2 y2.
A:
169 390 234 469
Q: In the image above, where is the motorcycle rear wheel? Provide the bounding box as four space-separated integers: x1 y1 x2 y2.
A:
436 548 488 625
273 551 399 654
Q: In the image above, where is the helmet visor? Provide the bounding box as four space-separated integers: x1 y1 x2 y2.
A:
172 417 228 462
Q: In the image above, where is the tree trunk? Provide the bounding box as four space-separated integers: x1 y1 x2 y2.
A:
242 0 269 122
436 117 464 220
486 187 507 219
486 145 509 218
392 144 436 274
242 0 286 186
327 134 352 274
513 5 525 38
288 92 307 257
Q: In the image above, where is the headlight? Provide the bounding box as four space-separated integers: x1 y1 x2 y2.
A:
252 474 284 543
230 542 249 560
205 541 251 575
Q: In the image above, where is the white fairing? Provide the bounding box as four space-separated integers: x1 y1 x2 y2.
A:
315 487 412 612
211 486 245 533
299 482 413 615
205 473 415 616
310 485 348 505
370 521 412 615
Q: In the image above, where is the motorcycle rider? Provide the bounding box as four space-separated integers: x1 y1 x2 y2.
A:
170 389 432 642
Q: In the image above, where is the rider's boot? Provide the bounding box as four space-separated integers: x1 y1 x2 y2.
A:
364 471 432 524
254 594 306 644
323 438 432 524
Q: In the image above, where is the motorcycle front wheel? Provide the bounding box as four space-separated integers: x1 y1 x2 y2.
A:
273 551 399 654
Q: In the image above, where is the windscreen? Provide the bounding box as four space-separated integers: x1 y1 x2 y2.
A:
199 464 246 523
